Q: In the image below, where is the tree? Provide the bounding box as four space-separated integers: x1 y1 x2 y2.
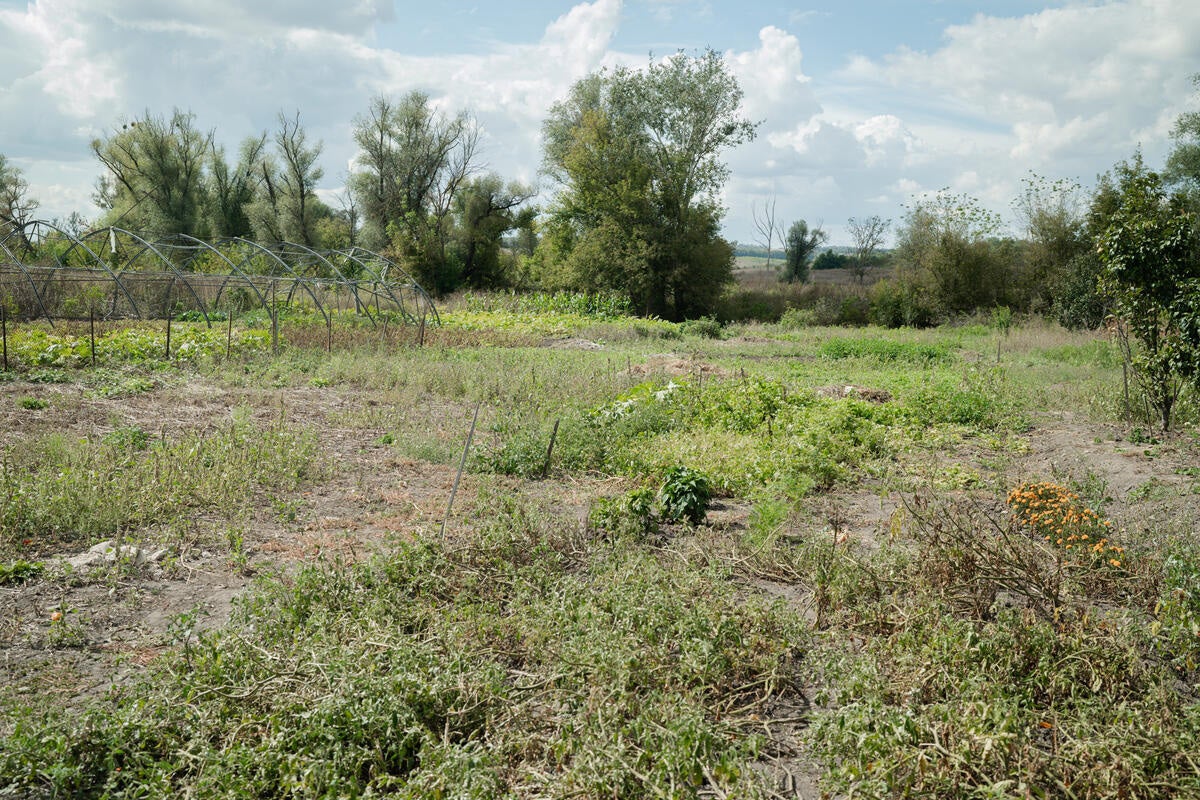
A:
846 215 889 284
812 251 851 271
1096 156 1199 430
206 135 266 238
450 175 535 287
0 154 38 239
894 190 1008 313
540 49 756 319
92 110 213 236
1012 173 1092 316
782 219 826 284
349 92 479 292
272 112 325 246
1165 74 1200 206
241 113 328 246
752 196 782 270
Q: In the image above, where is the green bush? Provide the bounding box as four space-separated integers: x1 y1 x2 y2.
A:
679 316 723 338
869 278 940 328
1052 252 1108 330
657 466 712 525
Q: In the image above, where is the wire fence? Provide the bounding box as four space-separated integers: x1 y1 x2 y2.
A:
0 221 439 328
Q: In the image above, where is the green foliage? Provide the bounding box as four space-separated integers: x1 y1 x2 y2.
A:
351 92 482 293
0 558 43 585
588 486 659 539
0 152 38 234
540 50 755 319
819 337 951 363
0 501 802 797
909 368 1023 431
812 250 851 270
460 290 633 318
894 190 1011 314
657 466 713 525
782 219 826 284
17 396 48 410
0 414 317 555
93 110 213 236
1051 252 1109 330
679 316 723 339
1097 156 1200 429
5 324 269 369
868 277 940 328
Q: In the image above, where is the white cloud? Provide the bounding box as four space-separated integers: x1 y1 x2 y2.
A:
0 0 1196 247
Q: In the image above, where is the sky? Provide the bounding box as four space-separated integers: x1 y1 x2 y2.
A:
1 0 1197 246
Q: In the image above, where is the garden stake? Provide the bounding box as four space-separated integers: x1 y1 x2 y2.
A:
2 301 7 372
165 310 172 360
326 313 332 353
542 419 560 479
226 307 233 360
89 308 96 366
442 401 481 538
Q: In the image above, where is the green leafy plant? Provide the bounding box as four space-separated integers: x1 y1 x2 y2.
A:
0 559 43 585
657 466 712 525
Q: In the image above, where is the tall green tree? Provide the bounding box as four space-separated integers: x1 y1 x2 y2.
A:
242 113 330 247
782 219 826 284
1011 173 1092 316
349 92 479 292
894 191 1008 313
450 175 535 288
1165 74 1200 206
1097 156 1199 430
846 215 889 284
206 135 266 238
273 112 325 247
540 50 756 319
92 110 213 236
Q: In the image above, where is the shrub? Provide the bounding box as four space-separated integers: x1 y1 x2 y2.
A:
869 277 940 328
657 466 712 525
679 316 723 338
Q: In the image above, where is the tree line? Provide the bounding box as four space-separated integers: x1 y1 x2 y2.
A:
1 56 1198 339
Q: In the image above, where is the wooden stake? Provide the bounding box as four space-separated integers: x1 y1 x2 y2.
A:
89 308 96 367
1 301 7 372
165 310 172 360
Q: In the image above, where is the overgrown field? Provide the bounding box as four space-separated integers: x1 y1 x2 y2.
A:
1 301 1199 798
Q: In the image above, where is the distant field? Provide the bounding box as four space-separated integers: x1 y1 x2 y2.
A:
734 255 773 270
733 266 886 288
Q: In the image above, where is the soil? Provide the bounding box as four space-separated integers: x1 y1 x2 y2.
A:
2 372 1197 797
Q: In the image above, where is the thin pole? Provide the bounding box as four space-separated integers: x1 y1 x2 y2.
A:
1 301 7 372
442 402 482 538
542 419 560 479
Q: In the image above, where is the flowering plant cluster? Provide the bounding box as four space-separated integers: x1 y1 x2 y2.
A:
1006 481 1124 567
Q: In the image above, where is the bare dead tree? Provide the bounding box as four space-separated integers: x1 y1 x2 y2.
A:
751 196 781 270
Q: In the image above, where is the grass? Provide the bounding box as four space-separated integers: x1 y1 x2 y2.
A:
2 297 1198 798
